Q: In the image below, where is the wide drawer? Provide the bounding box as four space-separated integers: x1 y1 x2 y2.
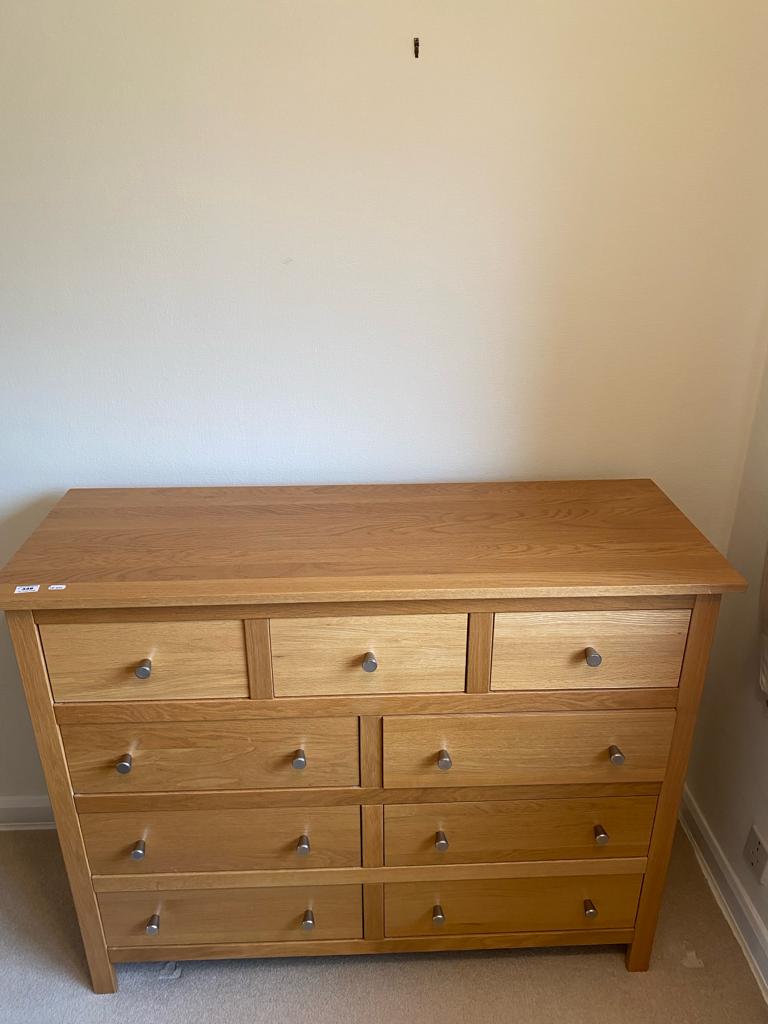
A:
99 885 363 945
491 610 690 691
270 615 467 697
384 795 657 865
82 805 362 873
41 621 249 702
61 717 360 793
382 711 675 788
384 874 643 936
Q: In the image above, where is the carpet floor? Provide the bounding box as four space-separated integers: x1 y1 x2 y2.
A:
0 827 766 1024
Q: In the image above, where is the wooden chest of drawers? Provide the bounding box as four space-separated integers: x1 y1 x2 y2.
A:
0 480 745 993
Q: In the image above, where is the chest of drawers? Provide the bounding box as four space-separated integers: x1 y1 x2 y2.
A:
0 480 745 993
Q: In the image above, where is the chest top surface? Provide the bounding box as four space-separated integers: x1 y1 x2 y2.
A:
0 479 745 609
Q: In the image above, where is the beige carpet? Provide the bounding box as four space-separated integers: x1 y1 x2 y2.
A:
1 828 766 1024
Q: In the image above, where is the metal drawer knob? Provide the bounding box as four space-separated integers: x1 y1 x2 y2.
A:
434 830 449 852
584 647 602 667
432 904 446 926
300 909 315 931
115 753 133 775
437 749 452 771
145 913 160 936
583 899 598 920
292 749 307 770
296 834 311 856
131 839 146 860
361 651 378 673
593 824 609 846
134 658 152 679
608 744 626 766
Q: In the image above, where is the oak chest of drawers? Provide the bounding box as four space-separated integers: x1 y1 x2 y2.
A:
0 480 745 993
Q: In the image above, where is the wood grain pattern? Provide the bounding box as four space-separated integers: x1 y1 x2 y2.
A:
384 874 644 936
466 613 493 693
270 615 467 696
362 805 384 867
40 620 249 702
359 716 383 788
61 718 360 793
362 884 385 939
98 885 363 945
244 619 273 699
80 806 362 874
384 796 657 866
383 711 675 788
0 481 745 609
5 612 117 994
491 610 690 691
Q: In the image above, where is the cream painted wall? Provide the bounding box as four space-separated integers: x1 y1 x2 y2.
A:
2 1 768 803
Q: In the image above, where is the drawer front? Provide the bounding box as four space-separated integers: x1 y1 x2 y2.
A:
62 718 360 793
382 711 675 788
82 806 362 873
384 874 643 936
41 621 249 702
384 795 657 865
270 615 467 697
491 610 690 691
99 885 363 945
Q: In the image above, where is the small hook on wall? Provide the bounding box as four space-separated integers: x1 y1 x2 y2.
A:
413 37 420 59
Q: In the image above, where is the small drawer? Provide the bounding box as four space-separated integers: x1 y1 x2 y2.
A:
99 885 363 945
82 805 362 874
384 795 657 865
491 610 690 691
41 621 249 702
384 874 643 936
270 615 467 697
61 717 360 793
382 710 675 788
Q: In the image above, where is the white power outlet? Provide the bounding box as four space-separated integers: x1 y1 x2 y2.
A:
744 825 768 885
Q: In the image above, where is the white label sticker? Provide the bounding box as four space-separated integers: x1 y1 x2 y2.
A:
48 584 67 591
14 584 40 594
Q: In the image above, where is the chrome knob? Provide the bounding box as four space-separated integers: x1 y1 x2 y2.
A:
145 913 160 935
115 753 133 774
437 749 452 771
131 839 146 860
134 658 152 679
296 834 311 856
361 651 378 673
585 647 602 667
434 830 449 852
593 824 609 846
608 744 626 766
292 749 307 770
300 909 315 931
432 904 446 926
583 899 598 920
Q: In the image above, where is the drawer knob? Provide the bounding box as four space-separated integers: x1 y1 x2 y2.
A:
361 651 378 673
300 909 315 931
584 647 602 667
145 913 160 936
437 749 453 771
134 658 152 679
593 824 609 846
131 839 146 860
115 753 133 775
608 744 626 766
434 830 449 852
292 749 308 770
296 834 311 856
583 899 598 920
432 904 446 926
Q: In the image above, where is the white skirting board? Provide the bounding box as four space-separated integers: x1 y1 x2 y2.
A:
0 795 54 830
680 785 768 1002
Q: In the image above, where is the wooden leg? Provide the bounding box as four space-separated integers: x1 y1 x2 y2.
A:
7 612 117 994
626 595 720 972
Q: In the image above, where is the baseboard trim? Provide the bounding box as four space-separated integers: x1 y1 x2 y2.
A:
0 795 54 830
680 785 768 1002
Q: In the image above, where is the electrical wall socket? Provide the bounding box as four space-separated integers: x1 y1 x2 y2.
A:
743 825 768 885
